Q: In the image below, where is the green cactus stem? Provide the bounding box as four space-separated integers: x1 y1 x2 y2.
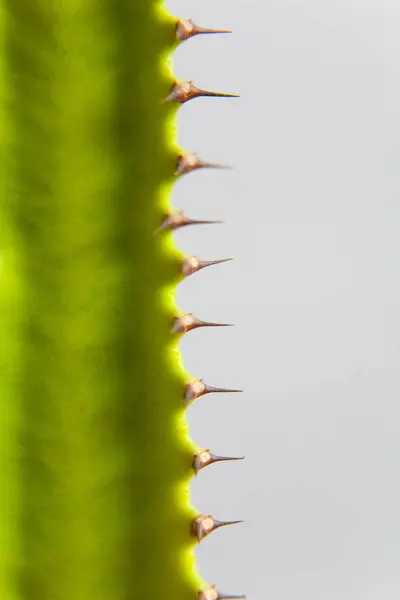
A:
0 2 243 600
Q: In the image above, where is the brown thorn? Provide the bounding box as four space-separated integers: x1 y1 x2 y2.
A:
198 586 247 600
176 152 232 176
163 80 239 104
155 211 223 234
181 256 233 278
184 380 243 406
176 18 232 42
193 449 245 475
171 313 233 334
193 513 244 542
204 383 243 394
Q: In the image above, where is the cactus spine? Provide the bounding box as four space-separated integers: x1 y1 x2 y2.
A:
0 3 243 600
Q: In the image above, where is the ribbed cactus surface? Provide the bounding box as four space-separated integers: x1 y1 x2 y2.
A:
0 3 243 600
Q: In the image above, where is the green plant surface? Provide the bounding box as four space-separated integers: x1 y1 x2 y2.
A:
0 2 211 600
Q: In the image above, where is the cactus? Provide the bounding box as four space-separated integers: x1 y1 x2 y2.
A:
0 3 244 600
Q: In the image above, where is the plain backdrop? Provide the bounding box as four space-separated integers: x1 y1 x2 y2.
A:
167 1 400 599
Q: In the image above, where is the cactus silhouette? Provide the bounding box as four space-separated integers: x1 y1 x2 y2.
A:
0 2 244 600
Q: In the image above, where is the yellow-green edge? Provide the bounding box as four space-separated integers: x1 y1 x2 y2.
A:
0 1 207 599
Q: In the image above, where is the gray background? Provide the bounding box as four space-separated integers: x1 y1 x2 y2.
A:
168 1 400 598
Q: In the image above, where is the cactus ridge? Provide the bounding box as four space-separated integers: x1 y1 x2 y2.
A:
171 7 245 600
0 2 245 600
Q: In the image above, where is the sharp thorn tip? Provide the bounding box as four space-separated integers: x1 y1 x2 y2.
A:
193 450 245 473
176 19 233 42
